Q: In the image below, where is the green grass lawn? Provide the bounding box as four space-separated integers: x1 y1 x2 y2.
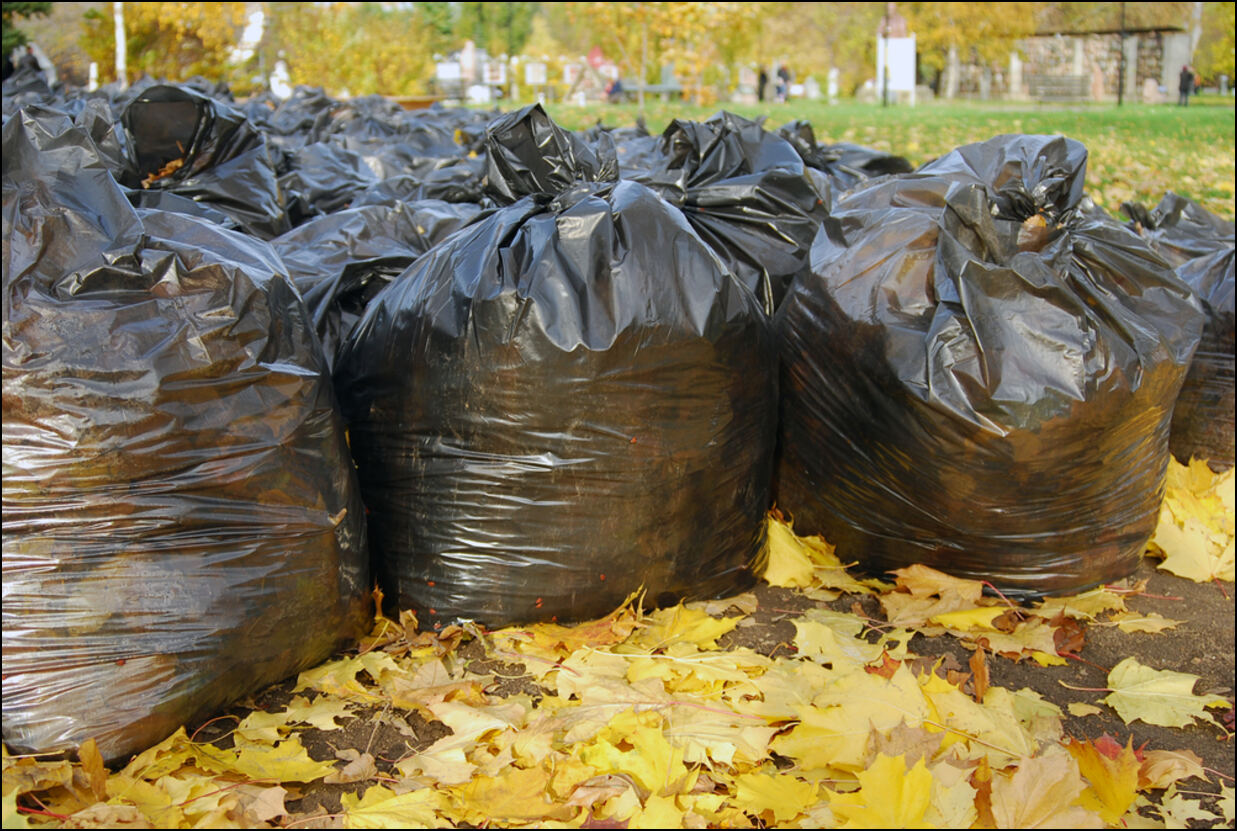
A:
531 97 1236 220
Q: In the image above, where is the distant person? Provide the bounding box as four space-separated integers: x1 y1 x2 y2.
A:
758 67 768 102
605 78 624 103
18 46 41 76
1178 64 1194 106
776 65 790 102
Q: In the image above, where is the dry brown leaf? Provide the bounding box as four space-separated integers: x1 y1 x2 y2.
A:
75 740 107 804
324 749 377 784
1138 748 1207 790
969 648 990 703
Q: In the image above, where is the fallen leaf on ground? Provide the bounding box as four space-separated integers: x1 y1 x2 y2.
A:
1102 657 1230 728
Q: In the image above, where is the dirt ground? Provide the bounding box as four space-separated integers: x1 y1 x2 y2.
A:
185 551 1234 825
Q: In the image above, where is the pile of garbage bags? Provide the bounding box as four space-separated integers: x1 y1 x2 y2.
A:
2 70 1225 761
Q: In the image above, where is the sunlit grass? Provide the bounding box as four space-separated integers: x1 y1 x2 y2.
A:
523 97 1236 220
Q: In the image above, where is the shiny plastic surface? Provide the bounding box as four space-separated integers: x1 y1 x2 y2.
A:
273 200 483 367
121 84 289 238
335 105 775 627
1123 193 1235 469
775 134 1204 596
2 111 370 762
778 118 913 193
624 112 827 314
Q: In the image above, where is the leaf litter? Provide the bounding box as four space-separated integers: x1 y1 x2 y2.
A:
3 459 1233 828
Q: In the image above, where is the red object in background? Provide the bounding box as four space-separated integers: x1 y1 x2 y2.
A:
587 46 604 70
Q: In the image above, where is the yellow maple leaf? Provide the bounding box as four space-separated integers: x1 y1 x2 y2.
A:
1156 782 1225 827
928 606 1006 631
731 771 818 824
1067 737 1140 825
826 753 933 828
927 760 978 828
1034 588 1128 620
761 514 875 593
1 792 33 831
293 652 398 703
792 608 885 669
1109 611 1182 634
628 604 740 651
208 736 338 783
340 785 445 829
119 728 195 780
918 673 1038 767
762 515 816 588
630 793 685 829
1102 657 1230 728
775 664 930 771
1149 458 1235 582
989 752 1104 828
577 710 692 797
454 764 576 824
661 702 777 767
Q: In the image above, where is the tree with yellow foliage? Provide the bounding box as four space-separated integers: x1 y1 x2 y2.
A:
80 2 247 85
263 3 437 98
565 2 761 106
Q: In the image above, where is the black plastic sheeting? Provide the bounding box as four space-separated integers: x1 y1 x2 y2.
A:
121 84 289 238
623 112 827 315
1123 193 1235 469
335 105 775 626
2 110 370 762
778 119 913 192
273 200 484 367
775 134 1204 596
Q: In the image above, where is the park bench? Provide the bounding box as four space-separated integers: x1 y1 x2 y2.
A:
1027 74 1090 104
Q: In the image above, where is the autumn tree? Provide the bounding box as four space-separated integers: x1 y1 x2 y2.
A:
562 3 762 106
1033 2 1196 33
80 2 247 84
1195 1 1235 83
2 1 50 57
901 1 1038 86
263 2 437 97
454 2 537 57
751 3 885 97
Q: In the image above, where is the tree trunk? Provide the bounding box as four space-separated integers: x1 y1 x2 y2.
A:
113 1 127 89
1188 0 1204 59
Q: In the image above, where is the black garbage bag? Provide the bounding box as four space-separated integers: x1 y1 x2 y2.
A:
279 141 380 223
1 65 57 117
626 112 827 315
124 188 242 230
778 119 913 193
121 83 289 238
273 200 483 366
241 87 341 169
2 111 370 762
334 104 775 627
775 134 1204 596
1123 193 1235 469
348 157 489 207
